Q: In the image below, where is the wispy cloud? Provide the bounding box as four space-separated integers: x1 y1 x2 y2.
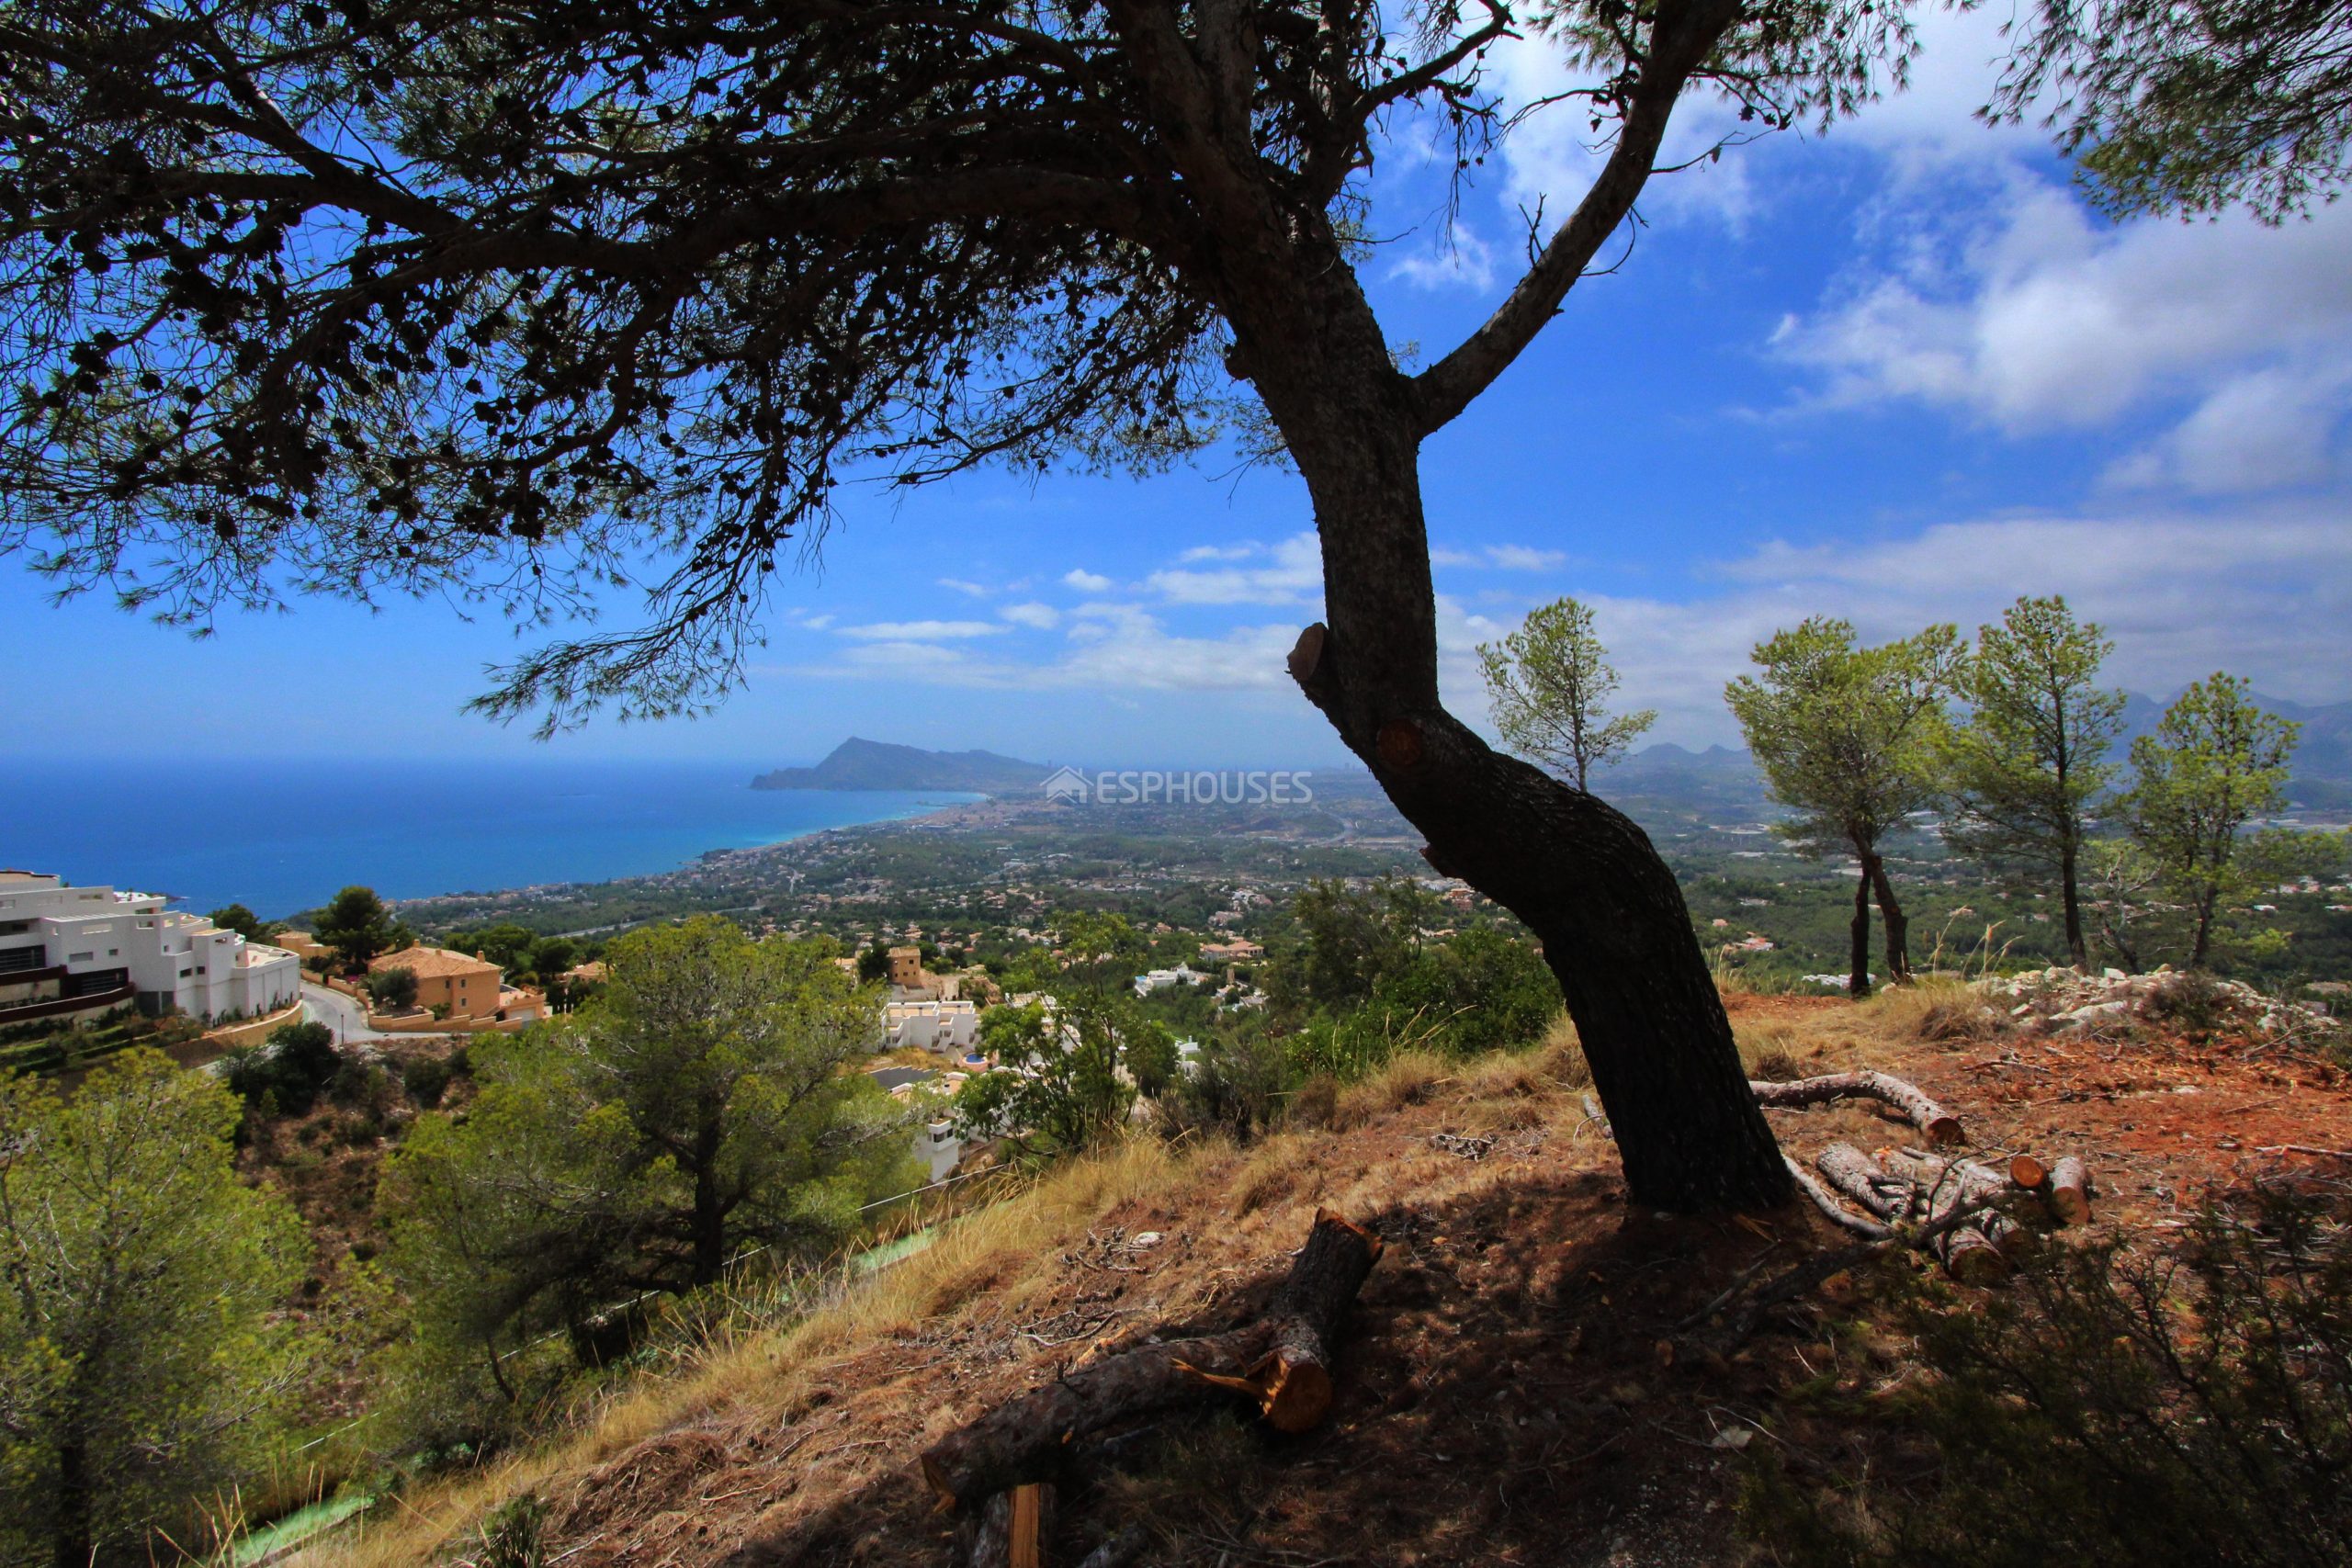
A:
837 619 1006 641
1062 568 1114 593
1179 543 1264 562
937 578 989 597
1000 602 1061 629
1772 168 2352 495
1147 532 1324 606
1431 543 1569 571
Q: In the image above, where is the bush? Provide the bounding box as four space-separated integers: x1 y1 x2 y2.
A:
365 965 418 1010
402 1055 453 1108
1744 1180 2352 1567
226 1021 341 1116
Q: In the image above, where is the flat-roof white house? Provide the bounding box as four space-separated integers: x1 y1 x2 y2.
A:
883 997 980 1054
0 871 303 1027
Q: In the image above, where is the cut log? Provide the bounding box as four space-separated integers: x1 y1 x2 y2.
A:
2008 1153 2049 1191
2048 1156 2092 1226
1814 1142 1909 1219
1875 1149 2005 1204
920 1210 1382 1510
1785 1156 1893 1240
1749 1071 1963 1145
1874 1150 2018 1280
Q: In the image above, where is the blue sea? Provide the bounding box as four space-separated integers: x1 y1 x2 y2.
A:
0 759 978 919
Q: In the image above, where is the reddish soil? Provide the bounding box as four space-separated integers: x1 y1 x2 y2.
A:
490 1001 2352 1568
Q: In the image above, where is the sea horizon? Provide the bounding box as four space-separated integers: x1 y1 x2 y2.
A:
0 757 980 919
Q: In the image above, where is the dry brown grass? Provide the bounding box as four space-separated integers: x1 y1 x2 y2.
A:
302 1137 1193 1568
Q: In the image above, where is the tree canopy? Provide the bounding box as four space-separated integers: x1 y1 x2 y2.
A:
1938 595 2125 968
0 0 1905 729
1990 0 2352 221
1477 596 1657 791
1727 616 1962 991
380 918 913 1432
0 1052 306 1568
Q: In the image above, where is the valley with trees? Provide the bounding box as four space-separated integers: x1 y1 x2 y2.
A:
2 0 2350 1561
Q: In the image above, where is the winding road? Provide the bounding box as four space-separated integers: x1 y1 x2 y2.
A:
300 981 399 1044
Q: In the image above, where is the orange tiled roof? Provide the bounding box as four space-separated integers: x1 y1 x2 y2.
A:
370 944 501 980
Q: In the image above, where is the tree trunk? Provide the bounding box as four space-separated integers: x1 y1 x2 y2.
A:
2059 838 2088 968
1279 609 1787 1211
1219 243 1785 1213
1864 852 1910 983
1849 859 1872 998
2190 886 2219 969
54 1440 91 1568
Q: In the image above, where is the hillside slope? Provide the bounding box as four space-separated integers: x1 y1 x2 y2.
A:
309 989 2352 1568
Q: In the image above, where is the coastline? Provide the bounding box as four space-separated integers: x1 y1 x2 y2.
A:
0 759 986 919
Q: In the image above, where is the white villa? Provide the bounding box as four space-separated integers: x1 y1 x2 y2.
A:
1133 964 1211 997
883 997 980 1055
0 871 303 1026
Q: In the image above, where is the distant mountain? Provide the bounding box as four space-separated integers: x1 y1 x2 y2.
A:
752 738 1050 795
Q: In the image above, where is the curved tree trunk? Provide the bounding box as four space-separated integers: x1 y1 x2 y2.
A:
1240 349 1785 1211
1865 852 1910 983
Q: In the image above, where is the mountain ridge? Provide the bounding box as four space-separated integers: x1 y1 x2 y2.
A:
751 737 1051 795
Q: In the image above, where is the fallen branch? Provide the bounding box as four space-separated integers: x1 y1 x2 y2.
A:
2258 1144 2352 1162
1784 1156 1893 1240
920 1210 1383 1511
1814 1142 1910 1219
1750 1071 1963 1145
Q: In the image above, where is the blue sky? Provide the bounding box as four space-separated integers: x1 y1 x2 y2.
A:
7 10 2347 769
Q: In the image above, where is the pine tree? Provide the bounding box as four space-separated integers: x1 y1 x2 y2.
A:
1939 596 2126 968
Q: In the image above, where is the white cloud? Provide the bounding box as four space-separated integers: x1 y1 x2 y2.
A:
1062 568 1114 593
837 619 1006 641
1389 224 1502 293
1000 602 1061 629
1493 505 2352 747
1146 532 1324 605
2106 366 2351 494
1773 168 2352 493
798 613 834 631
1430 543 1569 571
1179 543 1264 562
937 578 989 597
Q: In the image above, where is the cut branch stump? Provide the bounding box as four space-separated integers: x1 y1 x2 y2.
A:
920 1210 1382 1512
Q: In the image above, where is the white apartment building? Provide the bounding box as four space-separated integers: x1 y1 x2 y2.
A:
883 998 980 1055
0 871 303 1026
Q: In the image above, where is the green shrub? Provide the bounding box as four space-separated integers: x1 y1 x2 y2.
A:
401 1055 452 1108
364 965 418 1010
225 1022 340 1115
1744 1182 2352 1567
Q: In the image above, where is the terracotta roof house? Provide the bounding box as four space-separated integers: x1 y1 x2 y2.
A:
370 944 503 1021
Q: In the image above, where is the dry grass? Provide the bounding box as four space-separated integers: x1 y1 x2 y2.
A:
301 987 2051 1568
304 1138 1191 1568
